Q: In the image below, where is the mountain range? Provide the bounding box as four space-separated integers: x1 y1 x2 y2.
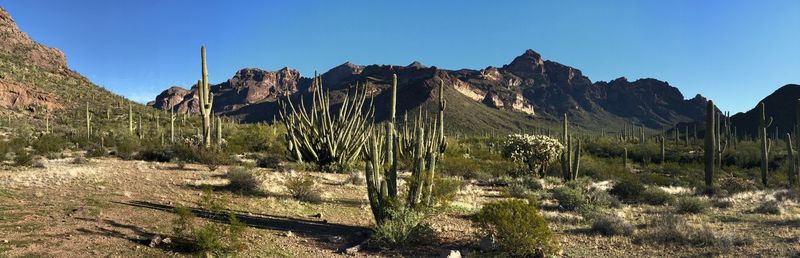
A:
149 49 711 133
1 5 798 137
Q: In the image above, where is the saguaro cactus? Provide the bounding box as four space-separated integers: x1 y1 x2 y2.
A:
660 136 665 164
86 103 93 139
216 116 223 145
787 133 797 187
704 100 715 188
128 103 134 134
199 46 214 148
170 108 176 143
759 102 772 186
560 114 581 181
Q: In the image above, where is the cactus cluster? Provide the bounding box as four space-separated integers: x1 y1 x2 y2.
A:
363 75 446 224
278 73 374 167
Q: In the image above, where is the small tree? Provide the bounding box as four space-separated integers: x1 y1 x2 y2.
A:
502 134 563 178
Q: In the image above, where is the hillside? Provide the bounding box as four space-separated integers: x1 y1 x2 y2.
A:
0 6 147 131
730 84 800 138
151 50 710 134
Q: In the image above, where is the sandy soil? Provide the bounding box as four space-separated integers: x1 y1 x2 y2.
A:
0 157 798 257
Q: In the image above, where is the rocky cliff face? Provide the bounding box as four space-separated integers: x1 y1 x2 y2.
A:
151 49 710 130
0 8 67 72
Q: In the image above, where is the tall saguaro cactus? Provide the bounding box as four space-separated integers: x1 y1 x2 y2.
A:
86 103 93 139
787 133 797 187
704 100 715 188
170 108 176 143
199 46 214 148
560 114 581 181
759 102 772 186
128 103 134 134
216 116 223 145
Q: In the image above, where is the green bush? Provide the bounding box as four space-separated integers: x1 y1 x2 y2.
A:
609 177 646 203
640 187 674 205
717 177 758 194
31 134 66 155
506 182 532 199
13 151 32 166
591 214 634 236
284 173 322 203
552 186 585 211
256 154 283 169
369 208 434 248
171 205 247 255
84 144 107 158
674 197 710 214
226 167 261 194
473 199 558 257
113 134 140 160
429 176 463 207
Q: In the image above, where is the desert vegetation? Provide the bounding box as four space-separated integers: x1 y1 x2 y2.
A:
1 46 799 258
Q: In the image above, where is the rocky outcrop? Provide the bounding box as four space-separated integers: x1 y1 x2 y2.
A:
0 7 67 72
0 81 61 111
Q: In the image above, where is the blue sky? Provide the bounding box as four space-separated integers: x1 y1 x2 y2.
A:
2 0 799 113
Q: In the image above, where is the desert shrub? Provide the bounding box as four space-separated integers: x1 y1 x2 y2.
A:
172 158 187 170
196 148 232 171
552 186 585 211
344 171 366 185
506 182 532 199
319 161 355 173
137 147 174 162
674 197 710 214
113 134 140 160
591 214 634 236
543 176 562 186
284 173 322 203
711 198 733 209
31 134 66 155
609 177 646 203
84 144 107 158
171 205 247 255
640 187 674 205
502 134 563 177
473 199 558 257
369 208 434 248
717 177 758 194
429 177 463 206
226 167 261 193
584 187 622 209
752 200 783 215
31 156 46 168
637 214 721 247
521 176 543 191
13 151 33 166
255 154 283 169
72 155 90 164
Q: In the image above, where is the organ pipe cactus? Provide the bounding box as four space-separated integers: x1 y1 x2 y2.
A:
364 75 446 224
199 46 214 148
704 100 715 188
759 102 772 186
278 72 374 167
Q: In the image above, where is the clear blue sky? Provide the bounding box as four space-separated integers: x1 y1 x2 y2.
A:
2 0 799 113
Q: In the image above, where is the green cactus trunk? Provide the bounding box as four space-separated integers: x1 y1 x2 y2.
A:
199 46 214 148
787 133 797 187
704 100 715 188
759 102 771 186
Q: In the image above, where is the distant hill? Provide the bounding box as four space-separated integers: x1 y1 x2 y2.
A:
0 6 145 128
730 84 800 138
151 49 710 134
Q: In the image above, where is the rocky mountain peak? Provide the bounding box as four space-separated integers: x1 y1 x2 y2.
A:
502 49 545 78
